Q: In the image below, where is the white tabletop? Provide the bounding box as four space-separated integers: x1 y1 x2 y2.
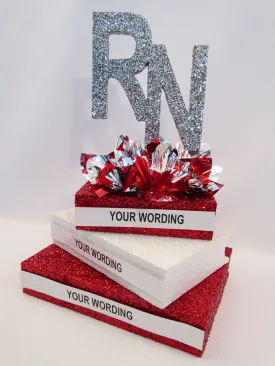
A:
1 217 275 366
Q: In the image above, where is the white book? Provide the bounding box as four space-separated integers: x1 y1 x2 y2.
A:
51 208 231 309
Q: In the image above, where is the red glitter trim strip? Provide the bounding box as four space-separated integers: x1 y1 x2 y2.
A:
75 226 214 240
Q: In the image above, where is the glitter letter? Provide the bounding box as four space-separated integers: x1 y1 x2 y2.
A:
145 45 209 153
92 12 154 121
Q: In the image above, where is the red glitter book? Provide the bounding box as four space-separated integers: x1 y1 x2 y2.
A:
75 182 217 240
21 245 231 357
75 136 222 240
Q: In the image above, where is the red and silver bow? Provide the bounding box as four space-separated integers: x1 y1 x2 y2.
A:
81 135 223 201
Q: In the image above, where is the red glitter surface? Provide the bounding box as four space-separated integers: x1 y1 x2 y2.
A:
21 244 230 357
75 182 217 240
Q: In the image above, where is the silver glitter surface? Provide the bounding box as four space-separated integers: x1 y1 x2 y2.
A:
92 12 154 121
145 45 209 152
188 45 209 153
92 12 208 152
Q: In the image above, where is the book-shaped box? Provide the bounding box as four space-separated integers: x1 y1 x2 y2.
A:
21 244 231 357
52 209 231 309
75 182 217 240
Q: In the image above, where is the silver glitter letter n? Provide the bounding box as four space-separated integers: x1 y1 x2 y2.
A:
145 45 209 153
92 12 154 121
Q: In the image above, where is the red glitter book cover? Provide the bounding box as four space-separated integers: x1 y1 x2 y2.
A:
75 137 223 240
21 245 232 357
75 181 217 240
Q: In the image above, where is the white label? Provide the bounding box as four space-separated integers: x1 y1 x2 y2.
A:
75 207 215 231
21 271 204 350
51 224 164 301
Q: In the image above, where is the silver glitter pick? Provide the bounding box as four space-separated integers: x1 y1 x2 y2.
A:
145 44 209 153
92 12 154 121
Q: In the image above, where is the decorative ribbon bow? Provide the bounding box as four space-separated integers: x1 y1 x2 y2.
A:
81 135 223 202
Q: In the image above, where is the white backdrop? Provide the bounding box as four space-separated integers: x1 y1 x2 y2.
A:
1 0 275 253
2 2 275 366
